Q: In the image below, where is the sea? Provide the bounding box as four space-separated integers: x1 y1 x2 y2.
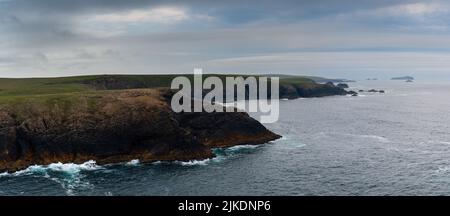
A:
1 80 450 196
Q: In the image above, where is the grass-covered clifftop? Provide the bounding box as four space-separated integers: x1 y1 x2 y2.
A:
0 74 348 123
0 74 347 102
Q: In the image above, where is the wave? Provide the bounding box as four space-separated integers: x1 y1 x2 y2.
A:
358 135 391 143
436 166 450 174
177 158 212 166
126 159 141 166
226 144 259 151
0 160 102 195
46 160 101 173
0 144 266 190
317 132 391 143
172 144 263 166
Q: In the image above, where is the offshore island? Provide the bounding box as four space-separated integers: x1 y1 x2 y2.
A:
0 74 350 172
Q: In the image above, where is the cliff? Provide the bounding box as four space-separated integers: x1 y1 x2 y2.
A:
0 74 348 172
76 74 350 99
279 81 347 99
0 74 349 99
0 89 280 172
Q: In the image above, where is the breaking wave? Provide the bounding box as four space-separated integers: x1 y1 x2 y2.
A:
0 160 102 195
126 159 141 166
177 158 212 166
174 144 263 166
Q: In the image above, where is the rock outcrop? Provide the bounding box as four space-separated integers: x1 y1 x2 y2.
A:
0 89 280 172
279 82 348 99
78 75 351 100
337 83 349 88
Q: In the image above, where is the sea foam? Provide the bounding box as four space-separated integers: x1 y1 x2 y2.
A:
126 159 141 166
178 158 211 166
358 135 391 143
323 132 391 143
173 144 263 166
0 160 102 195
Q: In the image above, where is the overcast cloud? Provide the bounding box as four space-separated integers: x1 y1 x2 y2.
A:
1 0 449 80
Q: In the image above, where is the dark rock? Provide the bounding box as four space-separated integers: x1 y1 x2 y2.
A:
392 76 414 80
336 83 349 88
279 82 347 99
347 90 357 95
0 89 281 172
362 89 385 93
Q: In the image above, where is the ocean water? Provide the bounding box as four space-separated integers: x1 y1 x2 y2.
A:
1 80 450 196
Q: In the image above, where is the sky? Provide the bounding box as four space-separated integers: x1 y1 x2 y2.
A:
1 0 450 80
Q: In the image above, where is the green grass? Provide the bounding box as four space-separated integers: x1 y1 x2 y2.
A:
0 78 89 97
0 74 319 104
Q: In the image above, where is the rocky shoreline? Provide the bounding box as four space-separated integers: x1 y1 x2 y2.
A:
0 88 281 172
0 75 350 172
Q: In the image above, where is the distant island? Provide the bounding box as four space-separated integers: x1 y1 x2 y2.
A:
0 74 352 172
391 76 414 80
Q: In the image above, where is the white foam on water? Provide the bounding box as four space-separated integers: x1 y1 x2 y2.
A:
13 165 48 176
272 134 307 149
320 132 391 143
278 143 307 150
174 144 264 166
226 144 259 151
438 141 450 145
178 158 211 166
126 159 140 166
46 160 101 173
358 135 391 143
3 160 102 195
278 135 289 141
436 166 450 174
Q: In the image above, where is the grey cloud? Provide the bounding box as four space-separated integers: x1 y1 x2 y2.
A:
1 0 450 79
33 52 48 63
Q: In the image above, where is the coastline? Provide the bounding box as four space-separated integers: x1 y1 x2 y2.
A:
0 75 348 172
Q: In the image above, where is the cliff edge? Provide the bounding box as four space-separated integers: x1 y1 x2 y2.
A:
0 88 280 172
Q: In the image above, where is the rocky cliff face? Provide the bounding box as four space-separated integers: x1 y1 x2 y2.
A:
279 82 348 99
0 89 280 172
80 75 350 99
